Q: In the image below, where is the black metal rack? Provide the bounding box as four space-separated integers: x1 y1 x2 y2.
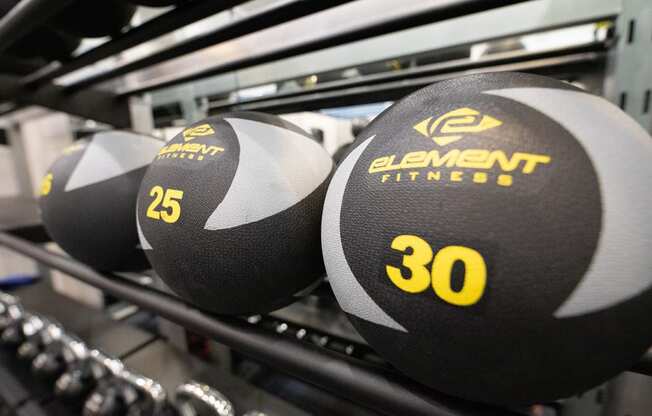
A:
0 0 531 125
1 1 652 415
0 0 75 54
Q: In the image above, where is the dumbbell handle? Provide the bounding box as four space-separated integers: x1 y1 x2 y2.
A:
175 381 234 416
119 369 167 413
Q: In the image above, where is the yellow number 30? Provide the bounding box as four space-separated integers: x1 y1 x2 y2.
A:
386 235 487 306
146 186 184 224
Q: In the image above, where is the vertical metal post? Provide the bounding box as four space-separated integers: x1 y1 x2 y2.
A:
128 95 155 134
604 0 652 132
6 123 33 198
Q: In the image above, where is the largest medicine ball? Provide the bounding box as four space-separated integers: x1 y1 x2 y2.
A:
322 72 652 405
40 131 162 271
137 112 333 315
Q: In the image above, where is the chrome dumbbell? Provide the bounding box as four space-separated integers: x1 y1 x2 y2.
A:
55 349 122 400
32 329 88 380
120 370 167 416
83 367 167 416
17 314 61 361
173 381 234 416
0 294 26 348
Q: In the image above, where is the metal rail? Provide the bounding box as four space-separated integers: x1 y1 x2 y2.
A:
0 0 75 54
207 46 605 114
80 0 527 95
218 51 605 114
0 74 132 127
0 54 43 76
63 0 355 92
21 0 250 86
0 231 521 416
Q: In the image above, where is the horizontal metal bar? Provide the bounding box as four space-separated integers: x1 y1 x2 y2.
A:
0 74 132 127
0 231 520 416
4 224 49 244
0 0 75 54
64 0 355 92
146 0 621 107
209 43 606 113
105 0 526 96
0 54 43 76
21 0 249 86
222 51 606 114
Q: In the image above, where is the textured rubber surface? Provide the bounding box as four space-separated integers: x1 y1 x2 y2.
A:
138 112 333 315
322 72 652 405
39 132 162 272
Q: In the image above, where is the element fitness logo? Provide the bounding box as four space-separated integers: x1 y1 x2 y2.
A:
183 124 216 141
413 108 503 146
158 123 224 162
368 107 550 187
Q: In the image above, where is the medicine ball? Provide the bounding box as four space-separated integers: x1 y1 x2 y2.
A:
321 72 652 405
52 0 136 38
39 131 162 271
137 112 333 315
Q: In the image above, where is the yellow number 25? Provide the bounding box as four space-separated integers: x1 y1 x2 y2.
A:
146 186 184 224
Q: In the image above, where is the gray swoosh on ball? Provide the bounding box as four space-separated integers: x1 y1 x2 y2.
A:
485 88 652 317
65 131 162 192
204 117 333 230
322 136 407 332
136 201 152 250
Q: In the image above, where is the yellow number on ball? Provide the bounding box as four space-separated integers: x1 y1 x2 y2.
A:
146 186 184 224
387 235 487 306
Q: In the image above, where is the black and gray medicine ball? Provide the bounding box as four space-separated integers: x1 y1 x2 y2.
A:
39 131 162 271
137 112 334 315
321 72 652 405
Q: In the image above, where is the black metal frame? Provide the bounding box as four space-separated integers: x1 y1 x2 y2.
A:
21 0 251 86
114 0 528 97
2 2 649 413
0 0 529 126
210 49 606 114
0 0 75 54
61 0 355 92
0 74 132 128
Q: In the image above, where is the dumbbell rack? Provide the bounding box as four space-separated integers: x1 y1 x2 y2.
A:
1 0 652 415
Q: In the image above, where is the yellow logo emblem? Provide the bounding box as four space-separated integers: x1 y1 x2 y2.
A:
183 124 215 142
413 108 503 146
